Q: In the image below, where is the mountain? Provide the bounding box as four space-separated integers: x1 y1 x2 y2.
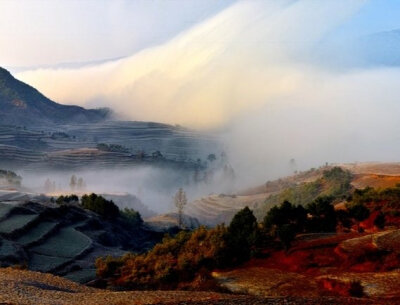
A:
0 67 110 127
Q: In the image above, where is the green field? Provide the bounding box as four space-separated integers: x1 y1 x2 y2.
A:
31 227 91 258
0 238 17 258
0 203 14 219
64 268 96 283
29 253 71 272
16 221 57 246
0 214 38 234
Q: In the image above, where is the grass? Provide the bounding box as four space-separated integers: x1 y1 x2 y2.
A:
16 221 57 246
0 203 14 219
0 214 38 234
64 269 96 283
29 253 71 272
31 227 91 258
0 238 17 258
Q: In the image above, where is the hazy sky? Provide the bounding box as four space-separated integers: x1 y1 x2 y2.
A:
1 0 400 69
0 0 234 68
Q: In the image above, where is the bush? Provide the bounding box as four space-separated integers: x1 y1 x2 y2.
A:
121 208 143 228
348 280 364 297
95 207 261 289
374 212 385 229
227 207 260 263
81 193 119 219
56 194 78 205
306 196 337 232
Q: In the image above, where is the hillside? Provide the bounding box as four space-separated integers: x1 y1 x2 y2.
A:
0 67 109 127
212 230 400 303
186 163 400 226
0 268 384 305
0 199 163 284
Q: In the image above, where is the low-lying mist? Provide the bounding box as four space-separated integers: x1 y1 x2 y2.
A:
20 164 236 215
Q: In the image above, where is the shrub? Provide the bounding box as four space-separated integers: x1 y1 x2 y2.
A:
306 196 337 232
95 207 261 289
227 206 260 263
373 212 385 229
81 193 119 219
56 194 79 205
121 208 143 228
348 280 364 297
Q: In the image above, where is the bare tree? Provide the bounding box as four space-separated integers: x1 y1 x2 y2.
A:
70 175 77 191
174 188 187 228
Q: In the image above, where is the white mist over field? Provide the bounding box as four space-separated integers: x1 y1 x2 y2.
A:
20 165 235 213
14 0 400 188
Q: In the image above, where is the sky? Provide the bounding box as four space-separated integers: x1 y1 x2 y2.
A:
0 0 234 68
1 0 400 69
2 0 400 183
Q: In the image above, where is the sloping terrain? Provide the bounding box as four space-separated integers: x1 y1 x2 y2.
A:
0 200 163 283
187 163 400 226
0 67 108 127
0 268 385 305
212 230 400 303
0 67 219 170
0 122 218 171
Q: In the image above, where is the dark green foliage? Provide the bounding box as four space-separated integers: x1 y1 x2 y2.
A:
336 209 352 229
348 280 364 298
96 207 261 289
81 193 119 219
0 169 22 186
306 196 337 232
260 167 352 219
56 194 79 205
227 206 259 263
207 154 216 162
263 200 306 248
264 200 307 231
96 143 129 153
352 185 400 209
348 204 370 223
322 167 352 198
121 208 143 228
277 224 296 251
374 212 385 229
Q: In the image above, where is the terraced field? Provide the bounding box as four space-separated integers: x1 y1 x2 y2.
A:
0 200 163 283
0 213 38 234
31 227 92 258
186 193 272 226
16 221 57 246
0 121 219 171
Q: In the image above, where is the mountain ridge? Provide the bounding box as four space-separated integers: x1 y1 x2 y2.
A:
0 67 110 127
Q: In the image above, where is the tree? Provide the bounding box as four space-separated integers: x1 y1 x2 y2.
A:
306 196 337 232
348 203 370 232
174 188 187 228
207 154 216 163
81 193 119 219
227 206 259 263
374 212 385 230
277 224 296 251
70 175 77 191
121 208 143 228
44 178 52 193
263 200 306 249
77 177 86 190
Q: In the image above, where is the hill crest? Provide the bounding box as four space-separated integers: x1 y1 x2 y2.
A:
0 67 110 127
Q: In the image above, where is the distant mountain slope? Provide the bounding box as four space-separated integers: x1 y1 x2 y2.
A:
0 67 110 127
